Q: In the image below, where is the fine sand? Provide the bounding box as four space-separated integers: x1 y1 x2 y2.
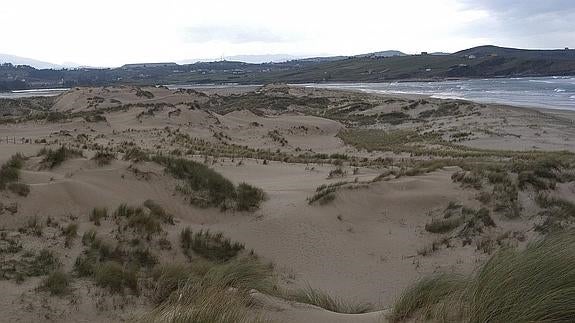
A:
0 85 574 322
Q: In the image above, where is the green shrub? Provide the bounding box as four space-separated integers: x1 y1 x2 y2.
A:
81 229 98 246
89 207 108 226
143 200 174 224
236 183 266 211
290 286 372 314
0 154 25 190
180 228 244 262
93 261 138 294
62 223 78 247
7 182 30 196
114 204 163 236
151 264 195 304
142 256 274 322
123 148 149 162
328 167 346 179
308 181 355 205
74 254 97 277
451 170 482 189
518 171 556 191
20 216 43 236
154 156 265 211
39 146 83 169
45 112 65 122
389 274 465 322
493 183 520 219
201 256 275 293
154 156 236 208
141 285 260 323
38 271 72 296
425 217 464 234
128 248 158 268
4 153 25 169
26 249 60 276
92 151 116 166
391 230 575 322
534 193 575 232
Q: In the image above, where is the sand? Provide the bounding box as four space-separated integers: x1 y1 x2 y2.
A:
0 85 573 322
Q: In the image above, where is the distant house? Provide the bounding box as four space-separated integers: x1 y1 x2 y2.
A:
421 52 429 55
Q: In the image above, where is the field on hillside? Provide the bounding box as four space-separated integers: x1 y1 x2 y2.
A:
1 84 575 322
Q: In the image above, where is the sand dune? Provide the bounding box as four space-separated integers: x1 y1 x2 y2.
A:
0 85 574 322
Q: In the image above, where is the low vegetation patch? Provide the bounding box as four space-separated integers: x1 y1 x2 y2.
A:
0 154 26 192
62 223 78 247
425 217 465 234
114 203 167 239
92 150 116 166
123 147 150 162
391 230 575 322
307 180 369 206
535 193 575 233
180 228 245 262
327 167 346 179
1 249 60 281
236 183 266 211
153 156 265 210
289 286 372 314
425 206 495 245
38 271 72 296
141 256 275 323
39 146 84 169
7 182 30 196
89 207 108 226
94 261 139 294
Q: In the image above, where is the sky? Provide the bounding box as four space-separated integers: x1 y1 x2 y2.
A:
0 0 573 67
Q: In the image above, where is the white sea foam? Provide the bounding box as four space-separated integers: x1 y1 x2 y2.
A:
305 76 575 110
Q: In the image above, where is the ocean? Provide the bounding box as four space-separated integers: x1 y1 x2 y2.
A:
2 77 575 111
304 76 575 110
0 88 69 99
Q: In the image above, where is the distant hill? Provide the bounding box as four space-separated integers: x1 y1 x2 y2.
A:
181 54 309 64
1 45 574 90
0 54 63 69
121 62 178 69
355 50 407 58
183 51 408 64
454 45 575 60
294 56 348 63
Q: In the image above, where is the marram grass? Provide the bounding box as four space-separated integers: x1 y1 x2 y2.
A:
390 230 575 322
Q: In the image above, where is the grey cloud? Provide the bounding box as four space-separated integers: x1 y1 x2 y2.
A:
459 0 575 48
461 0 575 16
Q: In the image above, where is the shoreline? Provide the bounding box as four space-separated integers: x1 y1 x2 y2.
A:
299 83 575 114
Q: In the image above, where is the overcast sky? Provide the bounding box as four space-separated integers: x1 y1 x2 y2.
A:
0 0 573 67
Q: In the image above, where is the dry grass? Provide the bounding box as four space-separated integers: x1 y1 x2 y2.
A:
141 256 274 323
93 261 139 294
38 271 72 296
289 286 373 314
89 207 108 226
39 146 84 169
391 230 575 322
92 150 116 166
180 228 245 262
0 154 25 191
154 156 264 211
